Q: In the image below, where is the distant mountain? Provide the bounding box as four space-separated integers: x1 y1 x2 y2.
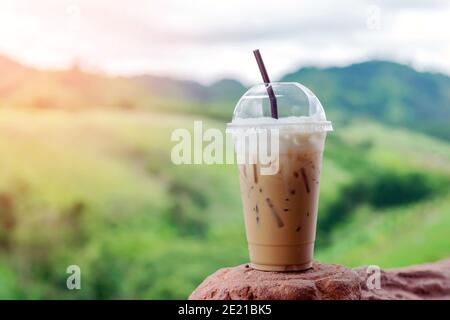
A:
208 79 247 102
132 75 209 101
133 61 450 140
281 61 450 140
0 55 28 74
0 57 166 110
1 53 449 140
132 75 246 104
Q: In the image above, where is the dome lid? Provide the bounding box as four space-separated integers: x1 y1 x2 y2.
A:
227 82 332 132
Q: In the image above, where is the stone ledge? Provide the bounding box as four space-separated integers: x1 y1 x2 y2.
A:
356 258 450 300
189 261 361 300
189 258 450 300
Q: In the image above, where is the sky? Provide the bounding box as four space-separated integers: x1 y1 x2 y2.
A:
0 0 449 84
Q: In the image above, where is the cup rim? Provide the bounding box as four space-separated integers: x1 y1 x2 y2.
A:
251 82 301 86
226 120 333 133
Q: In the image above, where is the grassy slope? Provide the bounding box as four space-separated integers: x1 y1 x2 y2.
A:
317 195 450 268
318 120 450 267
0 109 246 298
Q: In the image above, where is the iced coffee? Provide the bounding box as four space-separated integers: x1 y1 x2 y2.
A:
227 82 332 271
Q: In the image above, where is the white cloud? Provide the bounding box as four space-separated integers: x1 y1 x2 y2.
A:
0 0 449 83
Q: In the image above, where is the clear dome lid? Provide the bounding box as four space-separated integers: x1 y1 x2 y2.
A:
228 82 332 132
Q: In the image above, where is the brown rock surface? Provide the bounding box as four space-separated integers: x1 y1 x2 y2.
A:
189 258 450 300
357 258 450 300
189 262 362 300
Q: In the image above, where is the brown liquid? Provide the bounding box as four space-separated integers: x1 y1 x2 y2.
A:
238 150 323 271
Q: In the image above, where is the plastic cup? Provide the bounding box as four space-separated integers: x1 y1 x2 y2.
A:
227 82 332 271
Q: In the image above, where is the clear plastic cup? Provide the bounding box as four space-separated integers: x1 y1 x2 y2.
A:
227 82 332 271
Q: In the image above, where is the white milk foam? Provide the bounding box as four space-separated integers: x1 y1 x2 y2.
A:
227 116 332 154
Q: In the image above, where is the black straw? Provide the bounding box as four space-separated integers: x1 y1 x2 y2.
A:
253 49 278 119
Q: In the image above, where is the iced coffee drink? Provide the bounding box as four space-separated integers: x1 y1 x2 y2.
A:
227 82 332 271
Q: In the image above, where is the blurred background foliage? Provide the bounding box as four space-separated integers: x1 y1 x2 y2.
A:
0 55 449 299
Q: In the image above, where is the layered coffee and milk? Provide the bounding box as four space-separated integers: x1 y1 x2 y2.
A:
232 117 327 271
227 82 332 272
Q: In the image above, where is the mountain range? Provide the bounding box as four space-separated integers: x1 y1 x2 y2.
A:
0 54 449 140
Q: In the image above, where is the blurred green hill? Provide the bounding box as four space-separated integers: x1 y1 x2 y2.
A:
282 61 450 140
